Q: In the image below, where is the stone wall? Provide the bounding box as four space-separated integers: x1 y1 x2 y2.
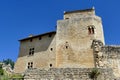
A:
14 33 56 73
101 46 120 78
92 40 120 78
23 68 115 80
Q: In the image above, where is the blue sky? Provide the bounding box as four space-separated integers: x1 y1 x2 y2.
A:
0 0 120 61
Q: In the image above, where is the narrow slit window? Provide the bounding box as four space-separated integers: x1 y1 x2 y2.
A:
88 27 91 34
50 48 53 51
92 27 94 34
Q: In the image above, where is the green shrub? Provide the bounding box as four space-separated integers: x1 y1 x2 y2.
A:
89 68 100 80
0 68 4 75
0 64 2 69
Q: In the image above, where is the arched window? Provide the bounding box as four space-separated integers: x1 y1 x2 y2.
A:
88 27 91 34
88 25 95 34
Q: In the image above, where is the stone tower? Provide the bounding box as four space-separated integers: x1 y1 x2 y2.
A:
56 8 105 68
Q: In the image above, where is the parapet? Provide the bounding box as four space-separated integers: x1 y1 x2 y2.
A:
64 8 95 19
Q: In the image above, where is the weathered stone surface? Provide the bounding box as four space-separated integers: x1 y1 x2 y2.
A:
23 68 115 80
92 40 120 78
14 8 120 79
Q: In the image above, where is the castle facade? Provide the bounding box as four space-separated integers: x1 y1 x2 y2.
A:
14 8 120 78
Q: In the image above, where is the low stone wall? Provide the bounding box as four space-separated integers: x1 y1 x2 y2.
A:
23 68 115 80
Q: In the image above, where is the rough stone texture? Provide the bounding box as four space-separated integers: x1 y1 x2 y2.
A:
14 34 56 73
92 40 120 78
15 8 105 73
101 46 120 78
14 8 120 79
56 8 104 68
24 68 115 80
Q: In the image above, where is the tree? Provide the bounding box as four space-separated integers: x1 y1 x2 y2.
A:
3 59 15 69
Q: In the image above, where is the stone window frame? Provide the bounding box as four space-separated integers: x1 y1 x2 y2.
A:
87 25 95 34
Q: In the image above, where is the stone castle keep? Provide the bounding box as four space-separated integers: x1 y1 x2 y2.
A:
14 8 120 79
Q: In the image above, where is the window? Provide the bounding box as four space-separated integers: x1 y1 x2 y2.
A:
92 27 94 34
29 48 34 55
66 46 68 49
50 64 52 67
48 34 52 37
88 25 95 34
39 36 42 40
50 48 53 51
88 27 91 34
28 62 33 69
65 18 69 19
30 38 33 42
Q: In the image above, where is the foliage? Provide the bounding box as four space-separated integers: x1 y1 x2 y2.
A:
0 69 10 80
0 68 4 75
3 59 15 69
0 75 9 80
89 68 100 80
0 63 2 69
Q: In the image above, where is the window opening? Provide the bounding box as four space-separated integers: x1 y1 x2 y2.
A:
50 48 53 51
88 25 95 35
65 18 69 19
28 62 33 69
48 34 52 37
92 27 94 34
88 27 91 34
29 48 35 55
50 64 52 67
66 46 68 49
39 36 42 40
30 39 32 42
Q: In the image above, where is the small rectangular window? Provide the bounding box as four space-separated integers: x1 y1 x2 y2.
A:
66 46 68 49
39 36 42 40
50 48 53 51
48 34 52 37
50 64 52 67
29 48 35 56
27 62 33 69
30 39 33 42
